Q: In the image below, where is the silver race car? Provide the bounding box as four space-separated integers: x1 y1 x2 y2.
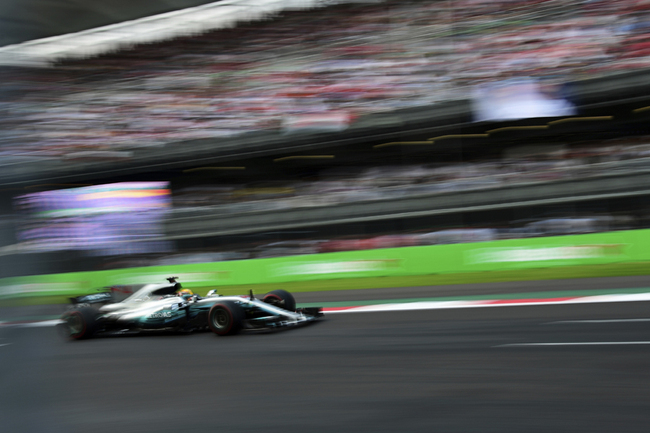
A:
60 277 322 339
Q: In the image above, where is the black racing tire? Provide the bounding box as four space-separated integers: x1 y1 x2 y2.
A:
208 301 244 336
262 289 296 312
61 307 98 340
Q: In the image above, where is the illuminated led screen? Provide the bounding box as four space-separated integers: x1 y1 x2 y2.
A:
472 77 576 122
15 182 173 255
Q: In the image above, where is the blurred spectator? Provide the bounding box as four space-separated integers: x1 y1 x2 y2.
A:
171 135 650 213
2 0 650 161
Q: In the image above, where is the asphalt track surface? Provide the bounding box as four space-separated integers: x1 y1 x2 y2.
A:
2 276 650 433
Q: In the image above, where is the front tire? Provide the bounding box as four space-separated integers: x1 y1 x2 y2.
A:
208 301 244 336
262 289 296 312
61 307 98 340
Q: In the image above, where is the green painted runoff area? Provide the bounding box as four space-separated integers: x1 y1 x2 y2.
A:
2 229 650 305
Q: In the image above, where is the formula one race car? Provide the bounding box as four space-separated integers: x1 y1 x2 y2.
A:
60 277 322 339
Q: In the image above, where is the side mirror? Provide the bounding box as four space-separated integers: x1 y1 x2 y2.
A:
206 289 218 297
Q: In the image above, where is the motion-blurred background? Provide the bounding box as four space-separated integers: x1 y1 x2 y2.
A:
2 0 650 284
5 4 650 433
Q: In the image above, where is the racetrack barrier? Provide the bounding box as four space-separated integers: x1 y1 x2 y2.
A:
0 229 647 299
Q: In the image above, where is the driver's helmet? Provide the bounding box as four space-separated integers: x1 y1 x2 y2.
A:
177 288 194 300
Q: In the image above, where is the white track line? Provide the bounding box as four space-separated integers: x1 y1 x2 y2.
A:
326 292 650 314
325 300 486 313
21 319 63 327
1 319 63 328
4 291 650 327
546 318 650 325
496 342 650 347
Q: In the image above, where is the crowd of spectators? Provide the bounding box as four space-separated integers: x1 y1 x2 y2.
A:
96 211 633 267
251 214 629 258
2 0 650 162
171 135 650 212
14 133 649 264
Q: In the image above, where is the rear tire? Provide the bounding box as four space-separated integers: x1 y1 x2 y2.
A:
61 307 98 340
262 289 296 312
208 301 244 336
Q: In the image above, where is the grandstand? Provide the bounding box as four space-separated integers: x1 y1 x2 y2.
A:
3 0 650 277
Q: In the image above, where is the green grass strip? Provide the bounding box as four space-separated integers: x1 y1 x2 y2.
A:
3 261 650 307
196 261 650 297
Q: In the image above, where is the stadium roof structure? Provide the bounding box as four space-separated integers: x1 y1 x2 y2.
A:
0 0 368 68
0 0 217 47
